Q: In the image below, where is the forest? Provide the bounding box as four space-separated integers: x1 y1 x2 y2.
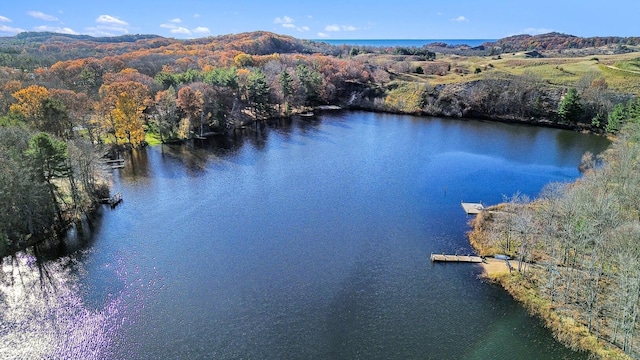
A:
1 30 640 358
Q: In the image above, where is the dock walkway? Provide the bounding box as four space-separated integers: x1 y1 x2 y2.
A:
461 202 484 214
430 253 485 263
106 158 125 169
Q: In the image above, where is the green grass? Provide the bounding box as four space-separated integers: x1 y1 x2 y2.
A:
614 57 640 72
383 81 429 113
145 131 163 145
599 64 640 93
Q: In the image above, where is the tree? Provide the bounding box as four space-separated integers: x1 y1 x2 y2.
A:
245 69 271 120
279 70 293 115
0 128 54 253
0 79 21 114
41 98 72 139
112 91 146 146
50 89 95 141
151 87 178 142
606 102 627 133
176 85 204 138
26 132 71 222
10 85 50 128
97 81 150 146
557 87 583 124
295 64 322 105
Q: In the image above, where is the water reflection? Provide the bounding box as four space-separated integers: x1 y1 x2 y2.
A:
0 252 120 359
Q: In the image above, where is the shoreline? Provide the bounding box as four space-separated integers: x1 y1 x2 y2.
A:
471 218 630 360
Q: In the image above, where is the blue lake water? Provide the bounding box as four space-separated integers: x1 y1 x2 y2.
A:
0 111 609 359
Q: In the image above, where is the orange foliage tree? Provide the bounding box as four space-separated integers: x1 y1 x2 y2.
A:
176 85 204 138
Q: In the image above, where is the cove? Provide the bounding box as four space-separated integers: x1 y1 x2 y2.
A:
0 111 610 359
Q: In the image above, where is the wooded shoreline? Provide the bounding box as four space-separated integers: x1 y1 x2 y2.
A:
468 120 640 360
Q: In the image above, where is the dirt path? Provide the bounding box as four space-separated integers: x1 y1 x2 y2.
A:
481 258 512 276
604 64 640 75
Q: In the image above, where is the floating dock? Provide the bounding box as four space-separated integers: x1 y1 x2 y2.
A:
298 111 315 118
430 253 484 263
461 202 484 214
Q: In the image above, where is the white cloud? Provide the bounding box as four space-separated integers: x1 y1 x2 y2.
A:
193 27 210 34
325 24 357 32
85 25 129 37
0 15 11 22
274 15 309 32
0 24 25 34
171 27 191 34
28 11 58 21
160 22 211 37
170 18 182 23
33 25 78 35
87 14 130 36
96 15 128 26
325 24 340 32
317 32 329 38
520 27 555 35
451 16 469 22
274 16 294 25
194 13 201 18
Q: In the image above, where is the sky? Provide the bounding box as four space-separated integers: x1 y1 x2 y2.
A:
0 0 638 40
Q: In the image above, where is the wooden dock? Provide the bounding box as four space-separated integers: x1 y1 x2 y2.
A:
101 192 122 207
106 158 125 169
461 202 484 214
430 253 484 263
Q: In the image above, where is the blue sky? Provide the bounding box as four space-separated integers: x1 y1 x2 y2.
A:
0 0 638 40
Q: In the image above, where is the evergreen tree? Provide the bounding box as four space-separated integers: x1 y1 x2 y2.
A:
606 102 628 133
557 87 583 125
278 70 293 115
246 69 271 120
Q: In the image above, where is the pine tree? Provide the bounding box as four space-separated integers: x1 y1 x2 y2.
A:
558 87 583 125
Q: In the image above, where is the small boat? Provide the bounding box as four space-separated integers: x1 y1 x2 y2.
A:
299 111 314 117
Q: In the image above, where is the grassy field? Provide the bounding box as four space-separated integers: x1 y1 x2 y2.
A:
378 51 640 94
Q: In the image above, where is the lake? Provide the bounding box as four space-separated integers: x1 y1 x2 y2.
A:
0 111 610 359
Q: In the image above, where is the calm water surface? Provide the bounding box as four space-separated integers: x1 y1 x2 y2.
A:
1 112 610 359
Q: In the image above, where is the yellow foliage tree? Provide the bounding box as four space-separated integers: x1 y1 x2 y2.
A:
10 85 50 126
112 92 146 146
234 53 254 68
98 81 150 146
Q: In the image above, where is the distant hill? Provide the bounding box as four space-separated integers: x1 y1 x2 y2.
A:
0 31 332 69
485 32 640 52
11 31 163 43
